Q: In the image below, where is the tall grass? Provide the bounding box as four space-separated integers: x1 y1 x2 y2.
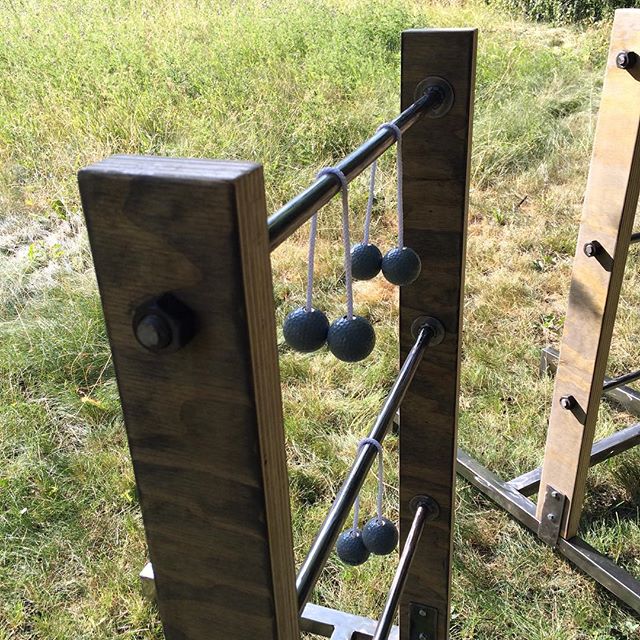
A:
490 0 640 23
2 1 640 638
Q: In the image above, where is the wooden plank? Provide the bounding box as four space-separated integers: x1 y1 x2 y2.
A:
399 29 477 640
537 9 640 538
78 156 298 640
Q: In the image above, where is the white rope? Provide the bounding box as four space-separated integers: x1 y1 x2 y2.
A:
305 214 318 313
377 123 404 248
352 437 384 530
363 160 377 245
317 167 353 319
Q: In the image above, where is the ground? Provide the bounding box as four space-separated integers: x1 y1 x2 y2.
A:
1 1 639 638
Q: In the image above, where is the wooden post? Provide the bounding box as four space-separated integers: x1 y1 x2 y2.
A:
537 9 640 539
78 156 299 640
399 29 477 640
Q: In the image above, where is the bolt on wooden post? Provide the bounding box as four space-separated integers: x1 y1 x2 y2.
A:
79 157 299 640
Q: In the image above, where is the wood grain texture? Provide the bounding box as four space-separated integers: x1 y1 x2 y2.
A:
78 156 299 639
537 9 640 538
399 30 477 640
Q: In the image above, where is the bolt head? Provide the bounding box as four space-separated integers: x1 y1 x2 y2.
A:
418 609 427 617
583 241 602 258
132 293 197 353
135 314 172 350
551 491 560 500
616 50 637 70
559 395 576 410
547 513 556 522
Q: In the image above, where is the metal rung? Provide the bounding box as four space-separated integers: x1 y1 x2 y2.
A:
508 422 640 497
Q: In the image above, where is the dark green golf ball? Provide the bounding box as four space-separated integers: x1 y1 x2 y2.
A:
327 315 375 362
381 247 421 286
283 307 329 353
351 243 382 280
362 516 398 555
336 528 370 566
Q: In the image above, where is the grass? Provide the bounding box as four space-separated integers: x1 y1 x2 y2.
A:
1 0 640 638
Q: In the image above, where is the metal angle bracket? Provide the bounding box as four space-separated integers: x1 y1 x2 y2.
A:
409 602 438 640
537 485 566 547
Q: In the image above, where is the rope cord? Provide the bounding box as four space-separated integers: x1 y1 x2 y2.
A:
363 160 377 245
316 167 353 319
305 213 318 313
377 123 404 248
352 437 384 531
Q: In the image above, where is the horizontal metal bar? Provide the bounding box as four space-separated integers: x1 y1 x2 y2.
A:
604 369 640 392
296 326 434 613
301 603 398 640
509 423 640 497
541 346 640 417
457 449 640 615
457 448 539 530
372 504 429 640
267 86 444 251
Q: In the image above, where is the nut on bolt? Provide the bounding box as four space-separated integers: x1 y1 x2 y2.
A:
583 240 602 258
616 50 638 70
133 293 197 353
559 395 576 411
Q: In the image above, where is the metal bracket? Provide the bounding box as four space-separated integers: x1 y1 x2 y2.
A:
537 485 566 547
409 602 438 640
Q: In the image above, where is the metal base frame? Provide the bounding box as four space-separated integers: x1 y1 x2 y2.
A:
456 449 640 615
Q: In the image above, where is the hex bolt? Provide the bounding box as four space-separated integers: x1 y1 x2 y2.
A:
559 395 576 411
132 293 197 353
134 314 172 350
616 50 638 70
583 241 602 258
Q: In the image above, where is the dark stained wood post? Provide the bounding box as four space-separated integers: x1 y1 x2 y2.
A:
537 9 640 539
399 29 477 640
78 156 299 640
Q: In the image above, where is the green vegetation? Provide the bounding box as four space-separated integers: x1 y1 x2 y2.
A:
1 0 639 638
490 0 639 24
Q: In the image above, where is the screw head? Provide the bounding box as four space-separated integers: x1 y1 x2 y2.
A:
547 513 556 522
559 395 576 410
583 241 602 258
616 50 637 70
419 634 429 640
418 609 427 617
551 491 560 500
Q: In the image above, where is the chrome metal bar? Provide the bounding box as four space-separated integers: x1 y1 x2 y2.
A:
372 505 429 640
541 346 640 417
604 369 640 391
508 423 640 497
268 87 444 251
457 448 640 614
296 326 434 612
